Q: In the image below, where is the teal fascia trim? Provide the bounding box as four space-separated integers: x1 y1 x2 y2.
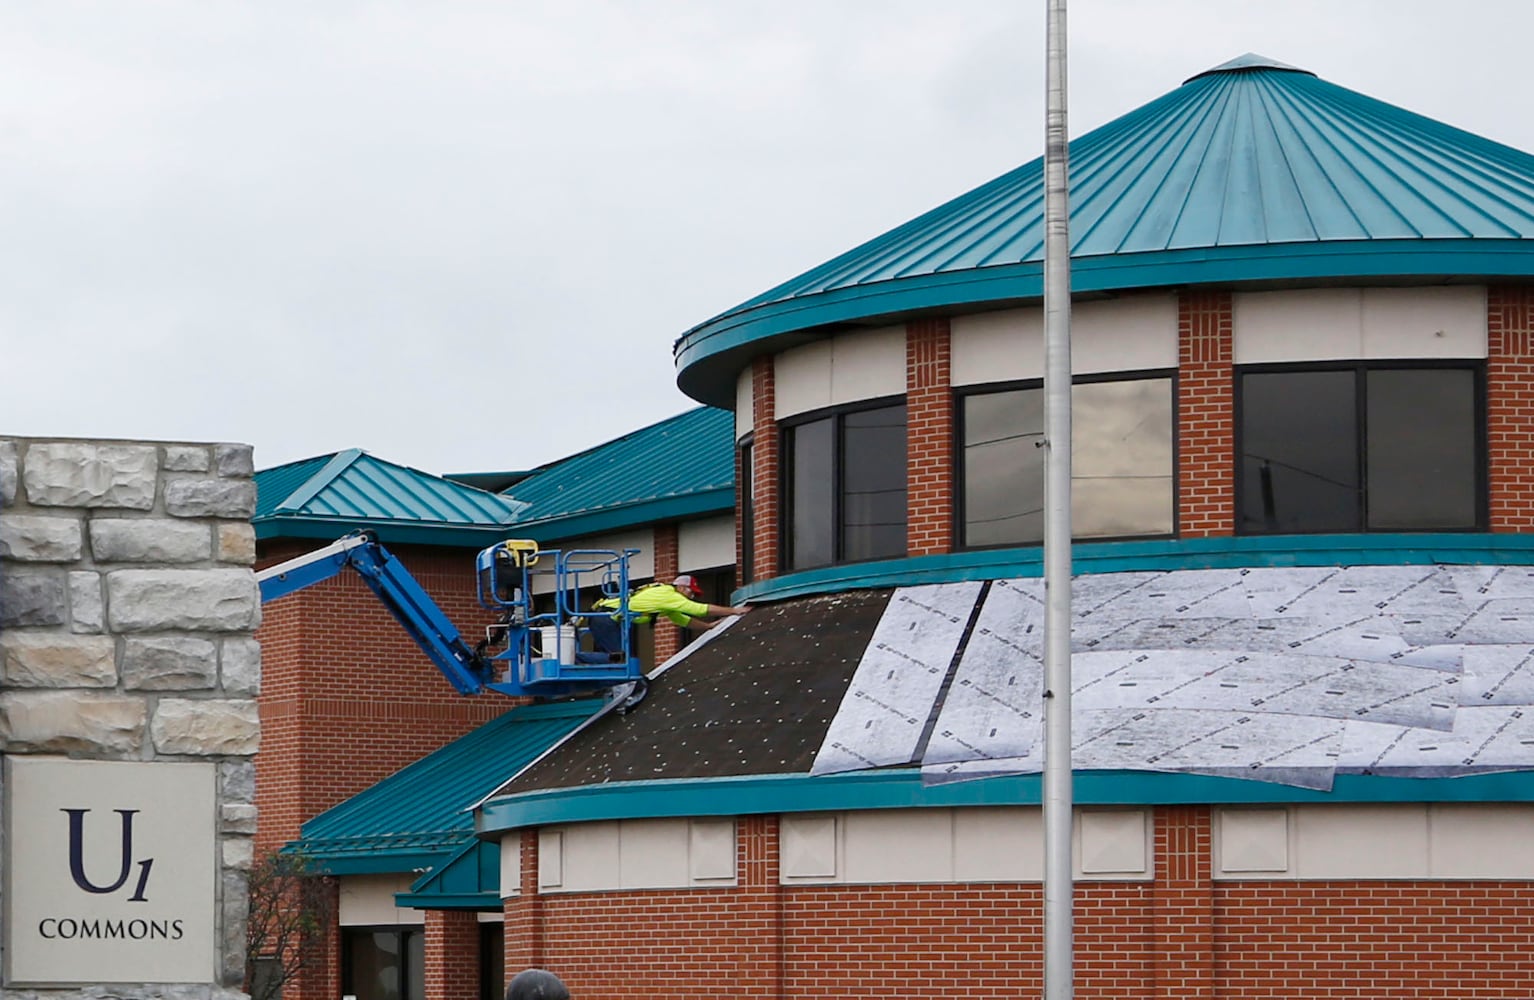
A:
510 487 734 544
479 768 1534 835
300 850 450 877
676 239 1534 406
253 515 511 549
735 533 1534 603
394 840 502 912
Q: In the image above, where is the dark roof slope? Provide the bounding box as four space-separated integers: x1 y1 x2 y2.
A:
499 590 890 794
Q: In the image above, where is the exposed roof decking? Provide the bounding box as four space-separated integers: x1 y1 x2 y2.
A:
676 55 1534 405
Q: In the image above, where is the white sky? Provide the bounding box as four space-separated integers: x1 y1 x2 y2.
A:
3 1 1530 476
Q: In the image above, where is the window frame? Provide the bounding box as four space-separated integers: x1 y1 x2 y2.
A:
779 395 908 571
1233 359 1487 535
953 369 1179 551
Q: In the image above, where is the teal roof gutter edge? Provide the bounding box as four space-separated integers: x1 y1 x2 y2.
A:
507 486 734 544
676 239 1534 406
292 850 452 877
735 533 1534 604
254 516 512 548
479 768 1534 834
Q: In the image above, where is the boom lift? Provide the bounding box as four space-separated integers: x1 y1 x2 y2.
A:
256 532 648 706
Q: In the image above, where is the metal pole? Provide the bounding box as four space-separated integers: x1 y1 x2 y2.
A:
1041 0 1074 998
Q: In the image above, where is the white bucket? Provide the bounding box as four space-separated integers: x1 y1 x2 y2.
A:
539 625 577 665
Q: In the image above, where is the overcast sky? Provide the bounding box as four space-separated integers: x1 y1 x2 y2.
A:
3 1 1529 477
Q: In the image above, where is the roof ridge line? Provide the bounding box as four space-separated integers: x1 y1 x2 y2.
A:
274 447 365 514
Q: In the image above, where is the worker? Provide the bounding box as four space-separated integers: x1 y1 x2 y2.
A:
581 574 751 659
506 968 570 1000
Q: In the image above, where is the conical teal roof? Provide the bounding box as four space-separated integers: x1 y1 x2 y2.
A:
677 54 1534 405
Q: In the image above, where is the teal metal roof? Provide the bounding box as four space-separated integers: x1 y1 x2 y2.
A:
253 448 526 546
502 407 735 541
677 54 1534 406
289 699 600 875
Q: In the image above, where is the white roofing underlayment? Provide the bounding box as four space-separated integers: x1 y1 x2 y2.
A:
813 565 1534 789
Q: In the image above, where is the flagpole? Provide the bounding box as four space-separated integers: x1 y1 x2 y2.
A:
1041 0 1074 997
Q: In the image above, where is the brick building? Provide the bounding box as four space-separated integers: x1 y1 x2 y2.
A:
252 410 735 999
469 55 1534 999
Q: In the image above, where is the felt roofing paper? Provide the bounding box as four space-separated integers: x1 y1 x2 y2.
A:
811 565 1534 789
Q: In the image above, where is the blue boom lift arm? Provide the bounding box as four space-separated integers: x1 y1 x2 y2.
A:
256 532 646 703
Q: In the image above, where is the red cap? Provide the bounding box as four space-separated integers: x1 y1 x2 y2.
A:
672 574 703 599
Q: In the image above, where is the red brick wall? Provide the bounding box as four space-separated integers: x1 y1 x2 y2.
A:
255 540 508 853
1214 882 1534 998
505 829 544 977
652 523 682 662
1179 290 1235 536
907 319 954 556
1154 805 1213 998
1488 285 1534 532
425 909 481 1000
749 357 780 579
495 808 1534 999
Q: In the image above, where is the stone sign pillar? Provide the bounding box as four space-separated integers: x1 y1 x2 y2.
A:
0 438 260 1000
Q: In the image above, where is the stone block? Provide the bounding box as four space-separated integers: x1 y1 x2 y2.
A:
214 443 254 478
164 445 210 472
151 698 259 755
107 568 260 632
220 759 256 803
1 633 117 687
222 835 253 871
0 513 83 561
123 635 218 690
165 478 256 519
220 637 261 695
0 569 67 627
23 442 158 509
216 521 256 564
221 802 258 834
221 869 251 988
69 570 104 632
0 690 147 753
0 438 16 506
90 518 210 562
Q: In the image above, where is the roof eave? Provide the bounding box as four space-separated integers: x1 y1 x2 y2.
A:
675 239 1534 407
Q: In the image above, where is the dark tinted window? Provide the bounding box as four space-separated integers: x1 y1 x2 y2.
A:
1366 368 1477 530
1239 366 1480 534
787 417 834 569
841 404 908 561
961 377 1173 547
739 441 754 583
1241 370 1359 533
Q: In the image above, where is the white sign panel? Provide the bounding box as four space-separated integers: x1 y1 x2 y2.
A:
5 757 217 985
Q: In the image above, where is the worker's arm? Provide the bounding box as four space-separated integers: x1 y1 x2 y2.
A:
705 602 751 617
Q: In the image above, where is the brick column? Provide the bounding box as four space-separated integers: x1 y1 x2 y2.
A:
750 357 781 579
287 881 341 1000
738 815 784 997
424 909 481 1000
504 830 544 983
907 319 954 555
1488 286 1534 531
1178 291 1235 536
1152 805 1214 999
653 523 682 662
